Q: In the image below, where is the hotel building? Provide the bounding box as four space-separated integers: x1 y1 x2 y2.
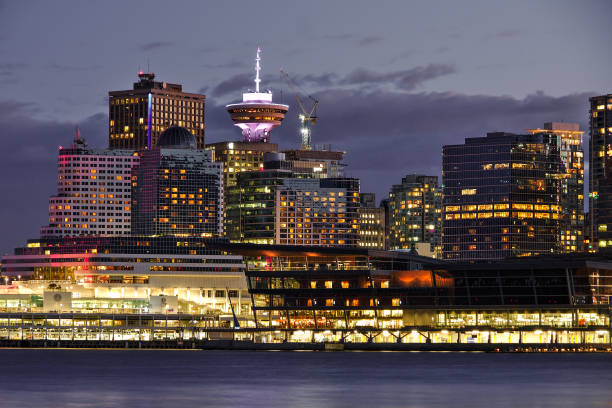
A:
131 127 223 237
528 122 584 252
41 131 139 238
358 193 386 249
589 94 612 249
442 132 563 261
108 72 206 150
388 175 442 257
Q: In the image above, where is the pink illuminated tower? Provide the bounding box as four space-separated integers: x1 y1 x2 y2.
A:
226 48 289 143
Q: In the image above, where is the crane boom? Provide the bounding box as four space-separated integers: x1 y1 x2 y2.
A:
280 68 318 150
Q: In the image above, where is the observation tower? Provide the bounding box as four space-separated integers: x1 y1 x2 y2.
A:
226 48 289 143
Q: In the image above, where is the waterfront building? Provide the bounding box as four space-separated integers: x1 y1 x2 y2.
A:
442 132 563 261
237 245 612 345
1 241 611 346
131 126 223 237
358 193 386 249
0 237 248 317
41 130 139 238
528 122 584 252
388 175 441 257
589 94 612 250
108 72 205 150
226 153 360 246
226 49 288 143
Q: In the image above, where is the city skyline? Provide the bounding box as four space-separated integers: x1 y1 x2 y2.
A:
0 0 611 254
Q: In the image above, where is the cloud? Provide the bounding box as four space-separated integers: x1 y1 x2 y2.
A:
211 73 254 97
0 62 26 82
322 33 384 47
202 59 248 70
358 35 383 46
340 64 456 90
495 29 520 38
322 33 354 41
205 88 592 206
139 41 173 51
47 62 101 72
211 64 454 98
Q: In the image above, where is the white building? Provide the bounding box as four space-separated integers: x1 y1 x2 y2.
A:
41 130 139 237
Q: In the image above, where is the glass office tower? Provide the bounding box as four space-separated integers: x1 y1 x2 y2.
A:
131 127 223 237
442 132 563 260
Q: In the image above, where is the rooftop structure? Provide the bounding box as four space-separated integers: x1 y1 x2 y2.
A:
226 49 289 143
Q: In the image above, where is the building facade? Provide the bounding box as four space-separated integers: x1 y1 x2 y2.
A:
589 94 612 250
226 153 360 246
528 122 584 252
131 127 223 237
1 237 248 316
442 132 563 261
108 72 205 150
41 131 138 238
206 141 279 193
388 175 441 257
358 193 386 249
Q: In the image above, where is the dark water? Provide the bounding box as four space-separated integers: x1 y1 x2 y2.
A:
0 350 610 407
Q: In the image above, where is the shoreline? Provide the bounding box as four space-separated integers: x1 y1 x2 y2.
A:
1 339 610 352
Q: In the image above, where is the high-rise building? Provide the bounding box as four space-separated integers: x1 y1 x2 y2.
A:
528 122 584 252
588 94 612 250
358 193 386 249
131 127 223 237
206 141 279 192
41 130 138 238
226 153 360 246
388 175 441 257
108 72 205 150
225 49 288 143
442 132 563 261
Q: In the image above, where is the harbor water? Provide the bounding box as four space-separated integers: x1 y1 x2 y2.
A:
0 350 610 407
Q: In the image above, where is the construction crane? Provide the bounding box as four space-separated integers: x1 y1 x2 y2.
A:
280 68 318 150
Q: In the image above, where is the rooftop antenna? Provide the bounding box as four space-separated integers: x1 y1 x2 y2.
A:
147 57 150 73
255 47 261 93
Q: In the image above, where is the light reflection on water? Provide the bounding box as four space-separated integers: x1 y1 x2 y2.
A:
0 350 610 408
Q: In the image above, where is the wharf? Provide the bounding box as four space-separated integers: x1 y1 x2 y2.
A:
0 339 610 352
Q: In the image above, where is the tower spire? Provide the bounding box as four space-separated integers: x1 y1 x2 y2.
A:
255 47 261 93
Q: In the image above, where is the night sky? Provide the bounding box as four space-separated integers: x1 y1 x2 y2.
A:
0 0 610 255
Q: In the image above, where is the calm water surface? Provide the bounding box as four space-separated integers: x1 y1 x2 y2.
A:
0 350 610 407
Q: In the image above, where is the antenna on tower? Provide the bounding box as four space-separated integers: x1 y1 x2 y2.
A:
255 47 262 93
